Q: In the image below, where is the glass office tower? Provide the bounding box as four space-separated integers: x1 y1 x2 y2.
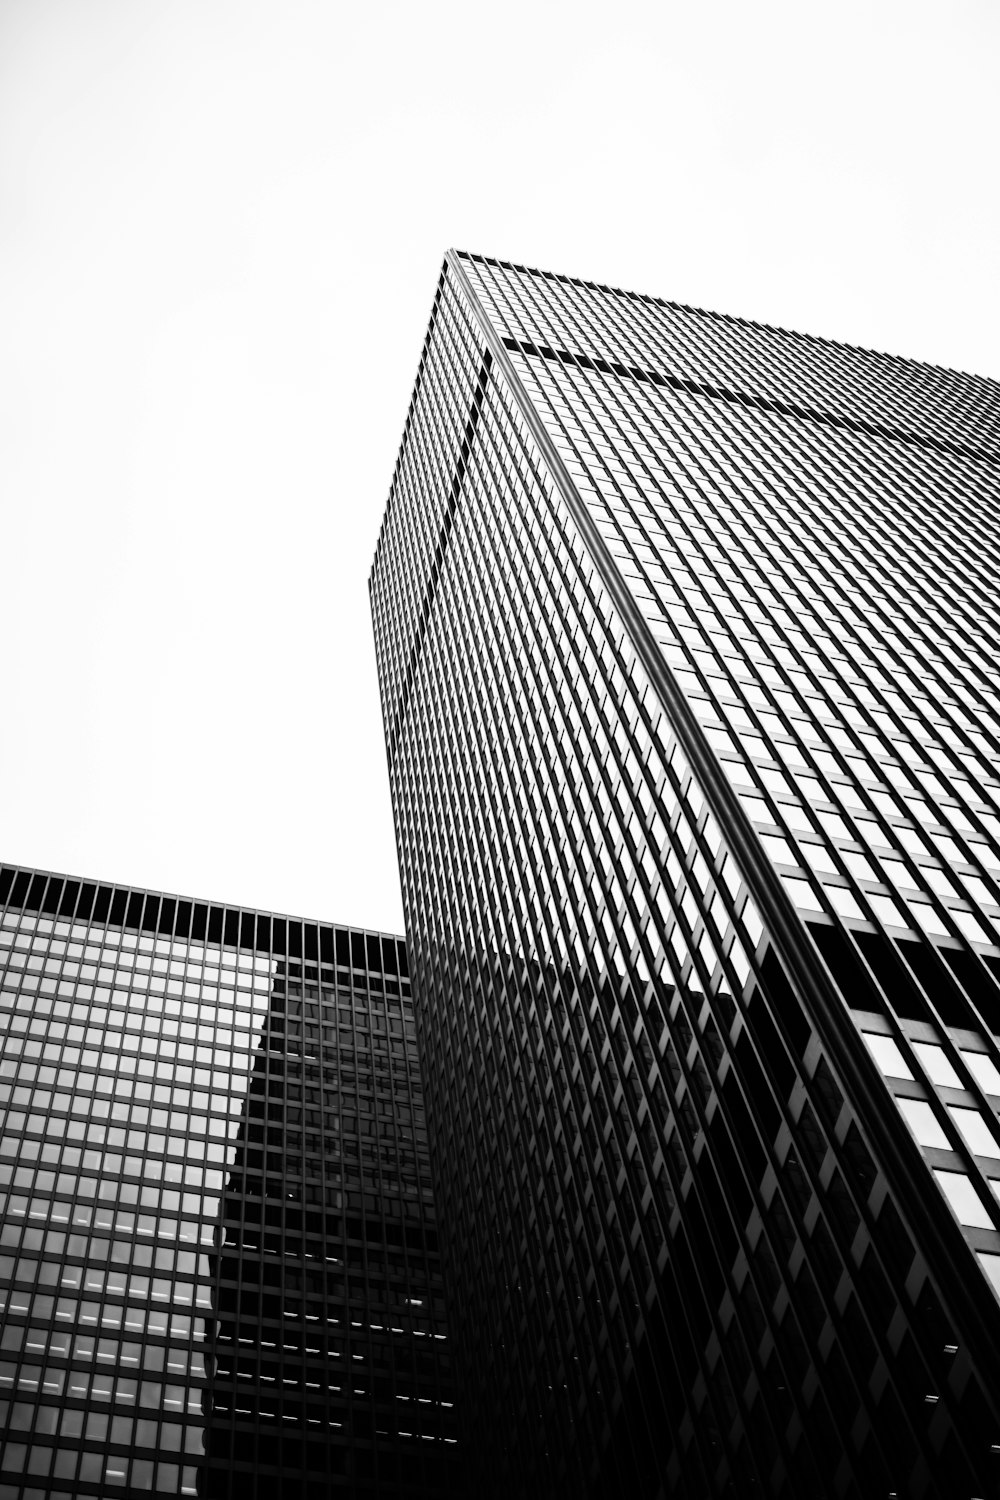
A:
0 864 458 1500
370 252 1000 1498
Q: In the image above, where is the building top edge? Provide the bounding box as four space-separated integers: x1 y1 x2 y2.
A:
449 247 1000 392
0 860 406 948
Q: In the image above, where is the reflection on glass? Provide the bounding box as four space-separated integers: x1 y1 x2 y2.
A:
861 1032 913 1081
0 908 273 1496
933 1169 995 1229
963 1050 1000 1096
911 1042 961 1090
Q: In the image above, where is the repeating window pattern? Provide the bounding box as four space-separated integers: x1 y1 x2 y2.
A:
0 866 458 1500
469 254 1000 1292
370 253 1000 1498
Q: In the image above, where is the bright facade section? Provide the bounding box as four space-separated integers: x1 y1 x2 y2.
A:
369 252 1000 1498
0 865 458 1500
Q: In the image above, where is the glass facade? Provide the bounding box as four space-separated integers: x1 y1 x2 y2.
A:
0 865 459 1500
370 252 1000 1497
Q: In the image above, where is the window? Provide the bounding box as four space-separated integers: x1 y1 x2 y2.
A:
897 1099 950 1150
912 1043 961 1090
861 1033 912 1081
976 1252 1000 1299
948 1107 1000 1160
933 1169 995 1229
962 1051 1000 1096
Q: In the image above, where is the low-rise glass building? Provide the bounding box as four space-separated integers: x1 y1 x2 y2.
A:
0 864 459 1500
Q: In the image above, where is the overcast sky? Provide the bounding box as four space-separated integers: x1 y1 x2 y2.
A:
2 0 997 935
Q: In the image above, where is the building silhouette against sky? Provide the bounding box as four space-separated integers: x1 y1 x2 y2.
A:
0 864 459 1500
370 252 1000 1498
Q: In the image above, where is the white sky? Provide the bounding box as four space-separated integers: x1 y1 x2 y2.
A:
2 0 997 934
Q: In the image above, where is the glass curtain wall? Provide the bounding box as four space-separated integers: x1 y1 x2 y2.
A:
370 252 1000 1499
0 866 458 1500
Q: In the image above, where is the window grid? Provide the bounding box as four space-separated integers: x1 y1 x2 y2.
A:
370 253 1000 1498
0 868 459 1500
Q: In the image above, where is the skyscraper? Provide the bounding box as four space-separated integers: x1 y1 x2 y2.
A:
0 864 459 1500
370 252 1000 1498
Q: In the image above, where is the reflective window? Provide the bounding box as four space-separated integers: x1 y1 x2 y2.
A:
933 1169 995 1229
948 1106 1000 1161
897 1099 951 1151
962 1051 1000 1096
976 1251 1000 1299
861 1032 913 1081
912 1043 962 1090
